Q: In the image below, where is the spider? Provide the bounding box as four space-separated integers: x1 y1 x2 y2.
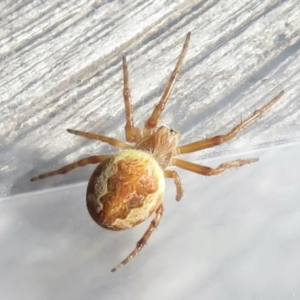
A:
31 32 284 272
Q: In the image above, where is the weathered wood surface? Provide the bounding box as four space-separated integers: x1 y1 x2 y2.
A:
1 1 299 195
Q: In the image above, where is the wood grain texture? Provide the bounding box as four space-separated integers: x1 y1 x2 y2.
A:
0 0 299 197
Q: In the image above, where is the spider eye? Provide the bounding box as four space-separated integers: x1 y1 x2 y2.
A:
170 128 177 135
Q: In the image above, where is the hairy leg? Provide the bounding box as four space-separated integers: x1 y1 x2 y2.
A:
144 33 191 132
122 56 142 142
173 157 258 176
177 91 284 154
111 204 164 272
164 169 184 201
30 154 111 181
67 129 132 149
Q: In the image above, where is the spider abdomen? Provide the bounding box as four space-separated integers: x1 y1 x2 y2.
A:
86 149 165 231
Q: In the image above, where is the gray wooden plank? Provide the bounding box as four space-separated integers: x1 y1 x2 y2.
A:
0 1 299 196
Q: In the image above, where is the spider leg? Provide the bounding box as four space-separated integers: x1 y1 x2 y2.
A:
144 32 191 132
177 91 284 154
111 204 164 272
67 129 132 149
164 170 184 201
173 157 258 176
122 56 142 142
30 154 111 181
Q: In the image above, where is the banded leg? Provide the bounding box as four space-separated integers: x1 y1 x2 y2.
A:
164 170 184 201
30 154 111 181
122 56 142 142
177 91 284 154
111 204 164 272
67 129 132 149
173 157 258 176
145 32 191 131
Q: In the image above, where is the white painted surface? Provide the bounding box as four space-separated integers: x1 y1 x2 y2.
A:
2 145 300 299
1 1 299 299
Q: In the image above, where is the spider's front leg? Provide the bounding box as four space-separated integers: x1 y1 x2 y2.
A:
144 33 191 133
111 204 164 272
177 91 284 154
122 56 142 143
